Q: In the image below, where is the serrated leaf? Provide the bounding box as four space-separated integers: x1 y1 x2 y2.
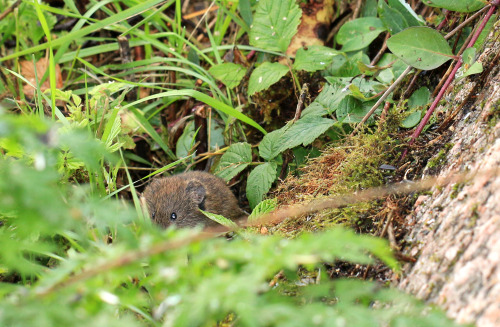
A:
387 27 453 70
200 210 239 228
249 0 302 52
337 97 380 124
248 62 289 95
208 63 246 89
278 115 336 152
378 0 408 35
248 198 278 222
246 162 277 209
421 0 485 12
388 0 425 26
336 17 386 52
401 110 422 128
215 142 252 181
293 46 340 72
301 83 350 117
259 127 288 161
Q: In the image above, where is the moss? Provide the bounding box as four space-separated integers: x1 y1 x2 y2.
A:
449 182 465 199
468 203 480 228
426 143 453 169
272 116 400 236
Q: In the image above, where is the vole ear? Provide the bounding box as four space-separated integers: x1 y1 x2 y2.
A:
186 180 206 205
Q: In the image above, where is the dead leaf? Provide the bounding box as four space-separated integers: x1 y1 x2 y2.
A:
20 57 63 99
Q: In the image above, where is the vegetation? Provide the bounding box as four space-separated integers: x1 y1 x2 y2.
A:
0 0 492 325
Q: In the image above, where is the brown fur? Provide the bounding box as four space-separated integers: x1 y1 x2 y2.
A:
143 171 246 228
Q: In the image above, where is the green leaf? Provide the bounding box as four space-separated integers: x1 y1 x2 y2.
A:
301 83 350 117
248 62 289 95
461 47 476 66
336 96 378 124
278 115 336 152
378 0 408 35
293 46 340 72
200 210 239 228
388 0 425 27
408 87 430 109
214 142 252 181
387 27 453 70
248 198 278 222
457 61 483 81
249 0 302 52
246 162 277 209
401 110 422 128
336 17 386 52
259 127 288 161
421 0 485 12
122 89 267 134
208 63 246 89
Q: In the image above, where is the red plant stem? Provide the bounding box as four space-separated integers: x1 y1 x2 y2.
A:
402 4 498 159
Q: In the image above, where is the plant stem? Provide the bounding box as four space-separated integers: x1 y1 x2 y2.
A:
401 3 498 159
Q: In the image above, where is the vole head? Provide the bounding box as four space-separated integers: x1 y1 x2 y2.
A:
144 177 210 228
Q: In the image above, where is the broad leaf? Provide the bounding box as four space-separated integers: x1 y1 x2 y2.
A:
388 0 425 27
378 0 408 35
248 62 289 95
249 0 302 52
200 210 239 228
401 110 422 128
387 27 453 70
259 127 288 161
301 83 350 117
336 17 386 52
246 162 277 209
248 198 278 222
293 46 340 72
457 62 483 81
278 115 336 152
421 0 485 12
208 63 246 89
215 142 252 181
336 96 379 124
408 87 430 109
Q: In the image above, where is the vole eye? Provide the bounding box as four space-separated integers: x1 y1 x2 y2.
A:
151 212 156 220
170 212 177 221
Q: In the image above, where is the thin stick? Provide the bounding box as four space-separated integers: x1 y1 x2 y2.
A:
0 0 21 21
351 66 412 136
402 4 498 159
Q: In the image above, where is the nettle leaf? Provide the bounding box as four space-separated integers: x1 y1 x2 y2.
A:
248 198 278 222
388 0 425 27
293 46 340 72
278 115 336 152
249 0 302 52
378 0 408 35
336 17 386 52
259 127 288 161
215 142 252 181
246 162 277 209
248 62 289 95
336 96 378 124
301 83 350 117
208 63 246 89
421 0 485 12
387 27 453 70
200 210 239 228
